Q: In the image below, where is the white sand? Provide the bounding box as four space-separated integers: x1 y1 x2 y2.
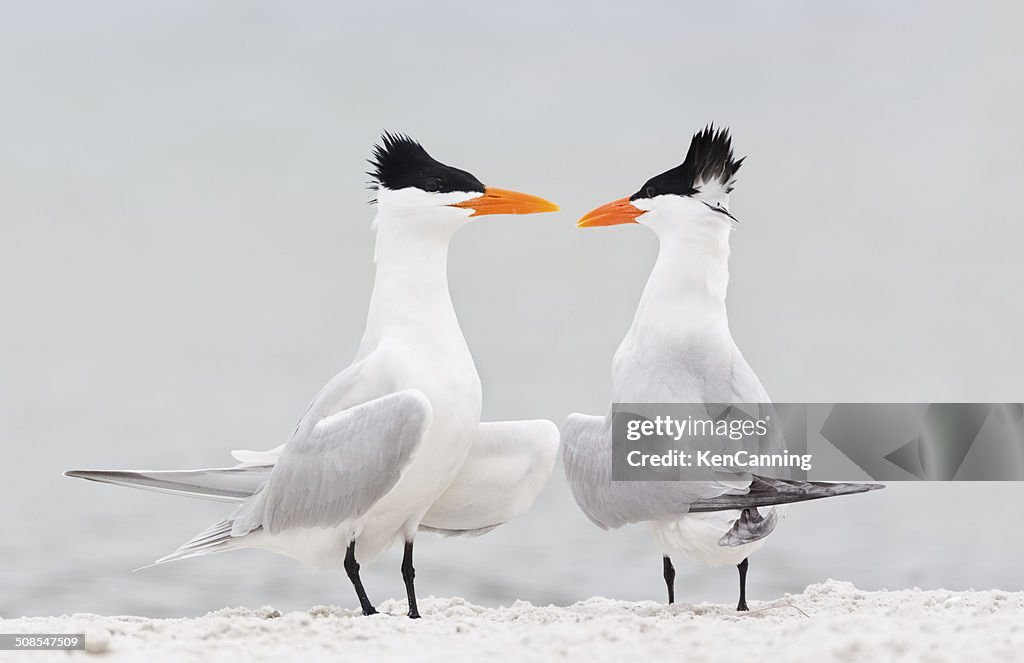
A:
2 581 1022 662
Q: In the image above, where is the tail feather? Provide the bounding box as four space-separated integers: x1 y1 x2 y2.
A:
64 467 271 503
65 467 269 570
689 476 884 512
137 518 245 570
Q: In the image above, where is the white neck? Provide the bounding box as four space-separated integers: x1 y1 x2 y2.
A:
629 211 733 341
358 204 465 356
611 202 769 405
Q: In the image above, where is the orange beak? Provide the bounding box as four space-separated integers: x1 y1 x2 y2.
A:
576 197 644 228
450 187 559 217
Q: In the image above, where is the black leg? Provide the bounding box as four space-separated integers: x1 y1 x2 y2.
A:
662 555 676 605
344 541 378 616
736 557 749 611
402 540 420 619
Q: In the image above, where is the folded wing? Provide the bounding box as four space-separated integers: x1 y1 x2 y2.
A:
232 389 433 536
689 475 884 512
63 466 270 502
561 413 751 529
563 413 885 534
419 419 559 536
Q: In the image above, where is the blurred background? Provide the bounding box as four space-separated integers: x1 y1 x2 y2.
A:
2 0 1023 617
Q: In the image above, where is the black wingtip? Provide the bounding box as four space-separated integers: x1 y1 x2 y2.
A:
64 469 117 482
689 477 886 513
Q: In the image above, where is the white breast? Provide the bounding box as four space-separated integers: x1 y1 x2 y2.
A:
648 511 770 567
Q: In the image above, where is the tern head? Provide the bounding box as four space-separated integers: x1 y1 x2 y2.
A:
577 126 743 234
368 133 558 231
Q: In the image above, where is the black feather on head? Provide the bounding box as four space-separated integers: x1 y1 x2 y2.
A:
630 125 744 201
367 133 485 202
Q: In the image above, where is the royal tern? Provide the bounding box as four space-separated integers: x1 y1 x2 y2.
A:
67 133 560 618
562 126 882 610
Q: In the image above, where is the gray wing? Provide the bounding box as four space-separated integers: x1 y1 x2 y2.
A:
230 389 432 536
561 413 751 529
226 357 375 467
690 476 885 512
419 419 559 536
64 467 271 502
66 359 377 504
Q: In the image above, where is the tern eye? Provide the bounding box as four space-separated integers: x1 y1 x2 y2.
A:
645 185 657 198
424 178 442 192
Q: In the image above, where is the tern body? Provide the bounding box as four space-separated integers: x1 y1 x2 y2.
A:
612 206 773 569
67 134 560 616
563 126 882 609
230 195 484 568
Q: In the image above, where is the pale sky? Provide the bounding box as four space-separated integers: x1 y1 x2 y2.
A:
2 1 1023 616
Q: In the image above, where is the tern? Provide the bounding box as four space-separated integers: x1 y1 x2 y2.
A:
562 126 882 610
67 133 561 618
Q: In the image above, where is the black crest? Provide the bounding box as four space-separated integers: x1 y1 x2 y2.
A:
368 133 485 200
630 125 744 201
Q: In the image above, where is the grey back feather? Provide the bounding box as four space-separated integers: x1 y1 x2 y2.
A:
561 413 751 529
231 389 432 536
64 467 271 502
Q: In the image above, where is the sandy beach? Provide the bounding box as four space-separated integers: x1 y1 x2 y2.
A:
2 580 1022 662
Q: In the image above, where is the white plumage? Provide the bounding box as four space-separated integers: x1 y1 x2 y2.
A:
562 197 776 570
562 126 881 609
67 136 561 617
